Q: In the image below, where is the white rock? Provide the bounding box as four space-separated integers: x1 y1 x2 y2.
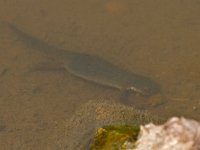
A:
134 117 200 150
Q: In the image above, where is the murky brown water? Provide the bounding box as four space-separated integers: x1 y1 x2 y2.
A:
1 0 200 149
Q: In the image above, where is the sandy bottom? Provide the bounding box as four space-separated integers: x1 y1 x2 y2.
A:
1 0 200 149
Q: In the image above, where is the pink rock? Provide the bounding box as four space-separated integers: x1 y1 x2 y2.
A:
135 117 200 150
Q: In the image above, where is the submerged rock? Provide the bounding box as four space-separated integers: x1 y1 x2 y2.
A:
57 100 162 149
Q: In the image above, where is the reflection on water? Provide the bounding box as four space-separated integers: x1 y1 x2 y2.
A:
1 0 200 149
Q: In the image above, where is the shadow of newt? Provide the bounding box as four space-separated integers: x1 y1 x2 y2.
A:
6 22 161 100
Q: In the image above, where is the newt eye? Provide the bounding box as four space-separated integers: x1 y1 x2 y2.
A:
126 86 144 96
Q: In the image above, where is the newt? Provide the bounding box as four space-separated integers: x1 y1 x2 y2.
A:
7 22 161 98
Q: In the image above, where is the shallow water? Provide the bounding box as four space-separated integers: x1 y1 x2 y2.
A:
1 0 200 149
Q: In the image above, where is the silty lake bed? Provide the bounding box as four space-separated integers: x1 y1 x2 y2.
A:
1 0 200 149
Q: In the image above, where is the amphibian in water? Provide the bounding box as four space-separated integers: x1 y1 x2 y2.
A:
7 22 160 98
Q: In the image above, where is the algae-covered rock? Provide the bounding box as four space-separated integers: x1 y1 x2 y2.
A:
90 124 140 150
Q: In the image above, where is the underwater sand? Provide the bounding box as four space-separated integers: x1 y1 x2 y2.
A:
1 0 200 149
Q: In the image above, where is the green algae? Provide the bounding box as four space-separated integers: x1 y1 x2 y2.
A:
90 124 140 150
